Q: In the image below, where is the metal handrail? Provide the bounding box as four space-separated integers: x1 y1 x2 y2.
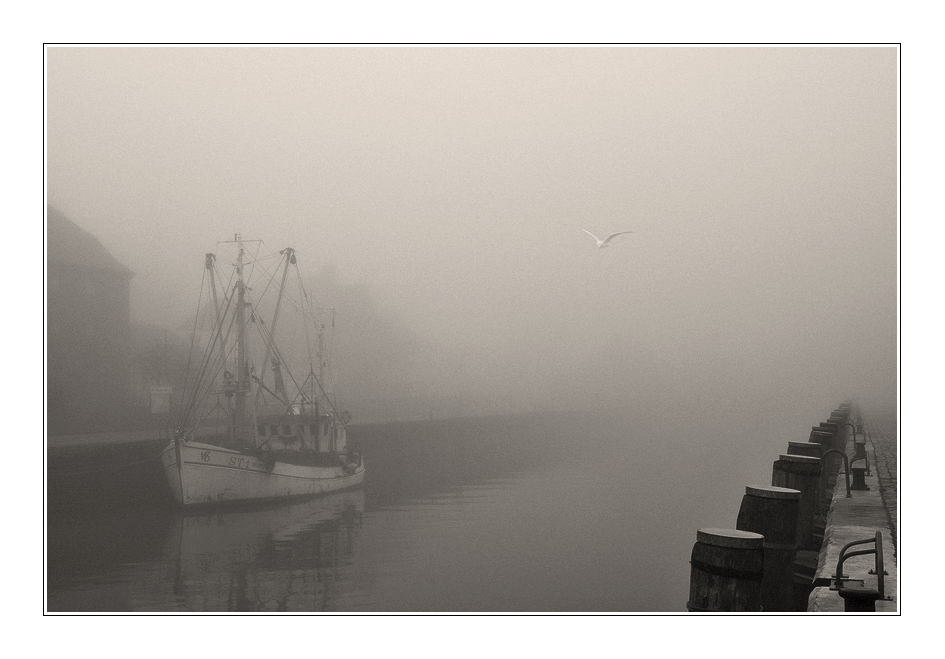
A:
836 531 885 600
840 420 857 444
820 448 852 498
850 451 871 475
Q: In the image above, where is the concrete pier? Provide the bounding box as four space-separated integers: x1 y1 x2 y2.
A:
807 410 898 612
687 403 897 613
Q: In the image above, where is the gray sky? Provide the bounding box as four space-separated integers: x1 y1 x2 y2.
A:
46 46 898 416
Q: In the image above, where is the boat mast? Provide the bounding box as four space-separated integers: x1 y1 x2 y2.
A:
205 253 226 362
234 235 249 447
317 322 327 407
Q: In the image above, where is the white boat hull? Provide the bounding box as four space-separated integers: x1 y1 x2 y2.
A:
162 441 365 506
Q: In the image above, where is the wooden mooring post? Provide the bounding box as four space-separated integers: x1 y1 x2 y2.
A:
687 528 764 612
771 454 822 552
736 485 801 611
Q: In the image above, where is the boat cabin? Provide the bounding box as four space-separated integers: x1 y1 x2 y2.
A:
254 412 347 454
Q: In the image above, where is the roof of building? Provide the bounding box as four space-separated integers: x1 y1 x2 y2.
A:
46 205 133 277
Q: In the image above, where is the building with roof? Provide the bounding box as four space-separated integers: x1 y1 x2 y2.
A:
46 205 135 433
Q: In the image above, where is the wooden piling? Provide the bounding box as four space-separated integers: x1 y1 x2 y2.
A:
809 430 834 445
736 485 801 611
687 528 764 612
787 441 823 459
771 454 822 551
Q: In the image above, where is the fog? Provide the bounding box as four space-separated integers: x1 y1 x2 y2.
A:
46 46 898 422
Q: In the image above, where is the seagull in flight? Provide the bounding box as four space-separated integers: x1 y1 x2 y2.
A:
582 229 635 249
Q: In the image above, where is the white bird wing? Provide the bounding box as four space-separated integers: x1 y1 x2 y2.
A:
582 229 602 243
601 231 634 245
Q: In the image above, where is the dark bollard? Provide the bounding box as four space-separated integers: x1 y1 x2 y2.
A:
736 485 801 611
852 439 871 475
787 441 823 459
772 454 822 551
819 422 842 450
809 430 834 446
808 433 837 496
851 466 870 490
840 586 883 611
687 528 764 612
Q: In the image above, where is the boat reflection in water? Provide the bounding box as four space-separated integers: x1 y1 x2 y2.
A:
153 489 364 612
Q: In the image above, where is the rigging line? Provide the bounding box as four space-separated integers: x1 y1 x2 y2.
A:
178 267 210 430
250 309 296 404
261 251 316 323
327 307 336 394
268 370 317 430
250 251 282 340
251 374 290 407
185 286 236 404
231 239 275 310
221 248 341 426
290 294 338 418
179 290 240 429
242 247 283 267
190 253 239 396
248 256 316 402
293 264 317 379
295 266 320 326
276 278 318 320
244 254 280 303
268 340 307 408
253 305 312 398
249 308 333 423
229 276 267 368
315 376 343 423
293 341 343 423
245 239 267 290
238 253 287 396
218 259 237 303
175 244 270 432
209 247 238 316
240 252 285 312
194 394 233 433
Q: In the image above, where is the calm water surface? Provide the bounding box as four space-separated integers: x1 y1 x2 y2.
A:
47 407 784 612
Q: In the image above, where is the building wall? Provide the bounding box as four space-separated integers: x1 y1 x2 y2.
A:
47 209 134 433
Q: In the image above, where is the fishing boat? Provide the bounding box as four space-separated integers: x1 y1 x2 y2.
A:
161 235 365 506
